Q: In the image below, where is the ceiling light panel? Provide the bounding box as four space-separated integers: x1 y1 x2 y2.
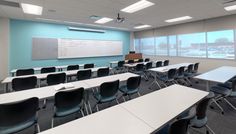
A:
121 0 155 13
165 16 192 23
224 5 236 11
94 17 113 24
21 3 43 15
134 24 151 29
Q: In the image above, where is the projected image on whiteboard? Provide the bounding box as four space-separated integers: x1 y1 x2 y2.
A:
58 39 123 59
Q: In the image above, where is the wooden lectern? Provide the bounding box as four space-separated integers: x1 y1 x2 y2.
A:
125 53 142 60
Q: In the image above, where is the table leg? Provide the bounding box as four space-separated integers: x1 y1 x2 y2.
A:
206 81 209 91
5 83 8 93
149 72 161 90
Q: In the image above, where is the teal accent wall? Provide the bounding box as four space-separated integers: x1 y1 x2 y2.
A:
10 19 130 70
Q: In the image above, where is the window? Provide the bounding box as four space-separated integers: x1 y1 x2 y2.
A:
140 37 155 55
168 35 177 56
156 36 168 55
134 39 141 53
207 30 235 59
178 32 206 58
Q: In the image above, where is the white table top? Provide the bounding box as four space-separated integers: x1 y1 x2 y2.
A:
120 84 209 129
10 64 85 73
149 63 193 73
0 73 137 104
195 66 236 83
82 72 139 88
39 105 153 134
2 67 109 84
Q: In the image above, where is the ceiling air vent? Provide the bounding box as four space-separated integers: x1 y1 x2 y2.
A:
0 0 20 8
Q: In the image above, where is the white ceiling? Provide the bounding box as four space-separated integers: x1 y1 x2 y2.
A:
1 0 236 31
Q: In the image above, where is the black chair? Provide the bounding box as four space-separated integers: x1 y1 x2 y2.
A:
12 76 37 91
156 61 163 67
186 92 215 134
119 76 141 101
128 60 134 64
138 59 143 62
93 80 119 111
210 79 236 114
159 68 177 87
46 73 66 86
184 64 194 85
145 58 150 62
193 63 199 74
115 61 125 73
163 60 169 66
145 62 153 70
77 69 92 81
97 67 110 77
0 97 40 134
169 119 190 134
175 66 189 86
41 67 56 74
67 65 79 71
16 69 34 76
84 63 94 69
52 88 85 128
144 62 153 80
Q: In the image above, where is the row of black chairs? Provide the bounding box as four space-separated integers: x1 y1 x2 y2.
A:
12 67 110 92
14 63 95 76
0 76 142 133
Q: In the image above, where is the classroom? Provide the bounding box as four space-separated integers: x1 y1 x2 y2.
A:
0 0 236 134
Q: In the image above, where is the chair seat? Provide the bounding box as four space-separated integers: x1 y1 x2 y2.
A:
94 93 116 103
55 106 81 117
190 116 208 128
119 86 138 95
0 118 36 134
211 86 231 96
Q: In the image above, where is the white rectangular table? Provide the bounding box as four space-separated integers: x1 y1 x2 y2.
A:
39 105 153 134
120 84 209 131
10 64 85 76
2 67 110 92
194 66 236 91
124 62 149 68
148 63 193 89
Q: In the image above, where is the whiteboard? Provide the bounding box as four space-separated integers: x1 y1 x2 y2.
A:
58 39 123 59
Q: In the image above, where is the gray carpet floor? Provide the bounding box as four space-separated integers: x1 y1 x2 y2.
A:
0 76 236 134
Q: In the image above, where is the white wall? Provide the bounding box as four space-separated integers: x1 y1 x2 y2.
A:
145 55 236 73
0 18 9 81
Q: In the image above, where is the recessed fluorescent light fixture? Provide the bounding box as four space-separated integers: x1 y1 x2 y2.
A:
134 24 151 29
121 0 155 13
224 5 236 11
95 17 113 24
64 21 83 25
165 16 192 23
21 3 43 15
36 18 60 22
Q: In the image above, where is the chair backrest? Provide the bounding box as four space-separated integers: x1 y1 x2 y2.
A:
178 66 185 77
193 63 199 72
67 65 79 71
77 69 92 81
168 68 177 79
128 60 134 64
97 67 110 77
84 64 94 69
0 97 39 127
196 92 214 120
156 61 163 67
118 61 125 68
138 59 143 62
47 73 66 86
144 58 150 62
231 79 236 92
168 119 189 134
145 62 153 70
136 64 145 71
127 76 141 90
163 60 169 66
99 80 119 98
12 76 37 91
55 88 84 112
186 64 194 73
16 69 34 76
41 67 56 74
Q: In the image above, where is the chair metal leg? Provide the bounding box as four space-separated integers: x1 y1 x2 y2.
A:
206 124 216 134
224 98 236 110
123 96 126 102
116 98 120 104
88 101 93 114
34 123 40 133
80 109 85 117
212 99 224 114
96 104 99 112
137 92 141 97
51 118 54 128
